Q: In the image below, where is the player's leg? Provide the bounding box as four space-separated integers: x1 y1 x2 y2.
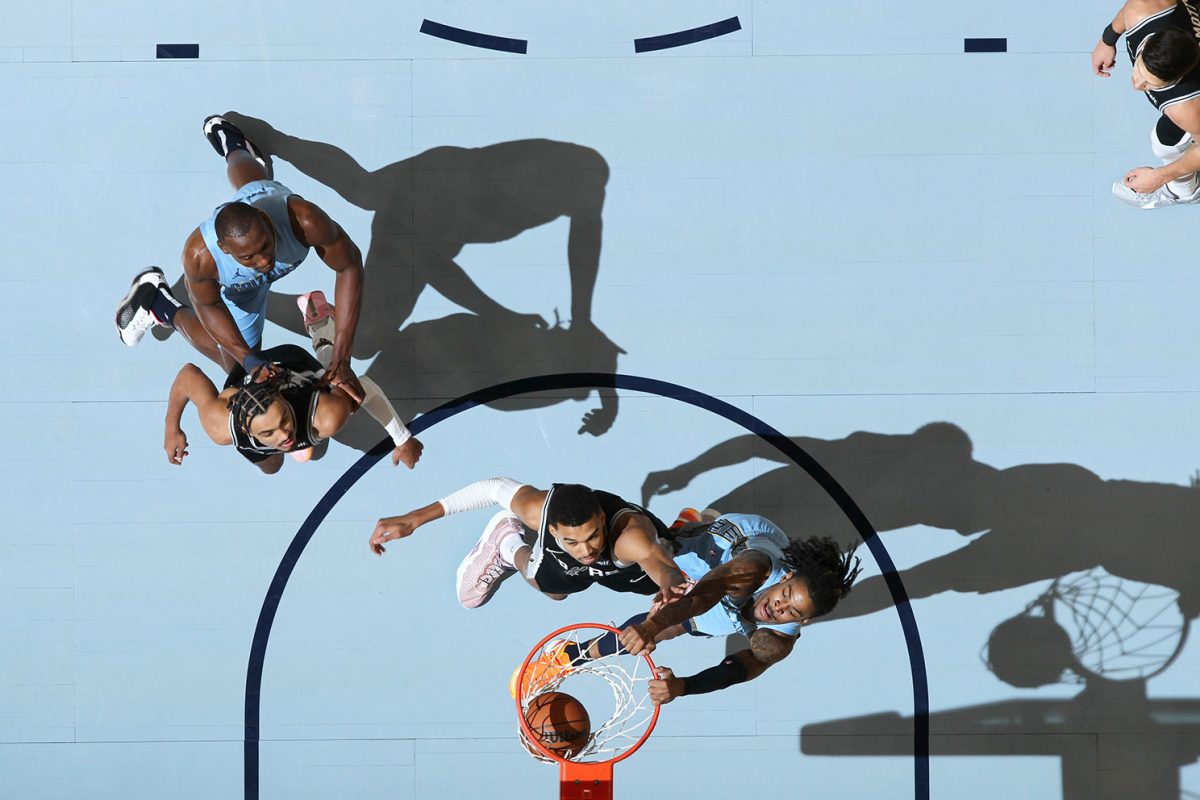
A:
455 511 527 609
1152 115 1200 197
116 267 227 367
203 115 273 190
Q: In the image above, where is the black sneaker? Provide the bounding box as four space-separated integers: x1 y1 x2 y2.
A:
202 114 272 176
115 267 167 346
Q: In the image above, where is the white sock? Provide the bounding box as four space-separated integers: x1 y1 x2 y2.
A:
499 532 527 570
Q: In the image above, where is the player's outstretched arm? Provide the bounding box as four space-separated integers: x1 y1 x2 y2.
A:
288 197 365 398
356 376 422 468
181 237 257 369
649 629 795 705
610 516 686 591
369 478 542 555
311 376 424 469
164 364 234 464
619 550 772 655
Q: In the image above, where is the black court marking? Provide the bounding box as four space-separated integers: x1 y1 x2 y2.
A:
420 19 528 54
964 38 1006 53
243 373 929 800
156 43 199 58
634 16 742 53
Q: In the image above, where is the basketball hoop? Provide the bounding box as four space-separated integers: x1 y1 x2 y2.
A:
514 623 662 800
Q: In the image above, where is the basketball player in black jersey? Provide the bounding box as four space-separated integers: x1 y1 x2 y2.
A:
370 479 686 608
163 342 423 474
1093 0 1200 207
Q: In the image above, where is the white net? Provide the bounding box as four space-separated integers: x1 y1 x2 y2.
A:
516 624 659 764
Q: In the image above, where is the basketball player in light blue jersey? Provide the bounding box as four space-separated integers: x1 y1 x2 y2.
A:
114 115 366 398
527 513 860 704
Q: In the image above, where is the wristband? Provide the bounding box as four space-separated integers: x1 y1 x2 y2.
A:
385 418 412 447
680 656 749 696
1102 24 1120 47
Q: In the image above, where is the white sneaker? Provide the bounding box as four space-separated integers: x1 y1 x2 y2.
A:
297 291 336 367
1112 179 1200 209
455 511 521 609
114 267 169 346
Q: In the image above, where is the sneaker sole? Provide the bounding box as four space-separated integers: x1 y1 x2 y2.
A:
204 114 272 176
114 267 166 345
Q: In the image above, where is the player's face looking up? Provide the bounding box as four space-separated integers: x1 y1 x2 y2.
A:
1131 56 1171 92
222 210 277 272
550 511 607 565
750 576 818 625
248 397 297 450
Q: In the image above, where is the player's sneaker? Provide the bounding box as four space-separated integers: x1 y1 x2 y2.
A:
297 291 336 367
115 267 169 346
203 114 272 175
509 639 575 699
455 511 521 609
1111 179 1200 209
670 508 703 531
699 507 722 521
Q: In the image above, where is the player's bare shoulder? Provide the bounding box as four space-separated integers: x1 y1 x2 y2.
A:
1124 0 1177 26
285 194 337 247
509 484 549 527
181 227 217 279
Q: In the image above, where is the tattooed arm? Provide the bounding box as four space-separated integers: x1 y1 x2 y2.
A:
618 549 772 655
648 628 797 705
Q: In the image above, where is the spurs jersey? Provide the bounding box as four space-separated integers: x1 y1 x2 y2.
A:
1127 3 1200 112
672 513 801 639
525 485 672 596
223 344 327 464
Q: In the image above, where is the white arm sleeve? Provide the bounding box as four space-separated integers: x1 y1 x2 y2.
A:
358 376 412 447
438 477 525 517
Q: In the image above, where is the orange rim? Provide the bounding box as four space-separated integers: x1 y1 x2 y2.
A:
514 622 661 766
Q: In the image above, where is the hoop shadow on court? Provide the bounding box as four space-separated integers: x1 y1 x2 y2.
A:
225 113 625 441
641 423 1200 798
803 571 1199 799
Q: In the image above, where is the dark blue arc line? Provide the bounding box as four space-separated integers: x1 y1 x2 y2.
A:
634 16 742 53
420 19 528 54
243 373 928 800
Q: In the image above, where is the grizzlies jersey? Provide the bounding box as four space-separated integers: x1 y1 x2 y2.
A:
672 513 801 639
526 485 671 596
199 180 310 312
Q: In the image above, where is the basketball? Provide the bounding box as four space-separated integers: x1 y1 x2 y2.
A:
524 691 591 757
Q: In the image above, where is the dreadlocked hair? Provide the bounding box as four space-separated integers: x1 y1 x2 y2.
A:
227 369 290 435
782 537 863 617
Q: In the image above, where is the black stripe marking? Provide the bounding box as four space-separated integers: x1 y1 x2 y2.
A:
964 38 1006 53
635 16 742 53
420 19 527 54
156 43 199 59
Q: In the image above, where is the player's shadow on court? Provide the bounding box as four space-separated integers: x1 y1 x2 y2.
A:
801 580 1200 800
327 312 624 450
643 424 1200 798
641 422 1200 622
223 113 623 438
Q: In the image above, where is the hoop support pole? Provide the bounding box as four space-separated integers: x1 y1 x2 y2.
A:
560 760 613 800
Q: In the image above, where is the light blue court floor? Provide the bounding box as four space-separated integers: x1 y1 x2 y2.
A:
2 1 1199 798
